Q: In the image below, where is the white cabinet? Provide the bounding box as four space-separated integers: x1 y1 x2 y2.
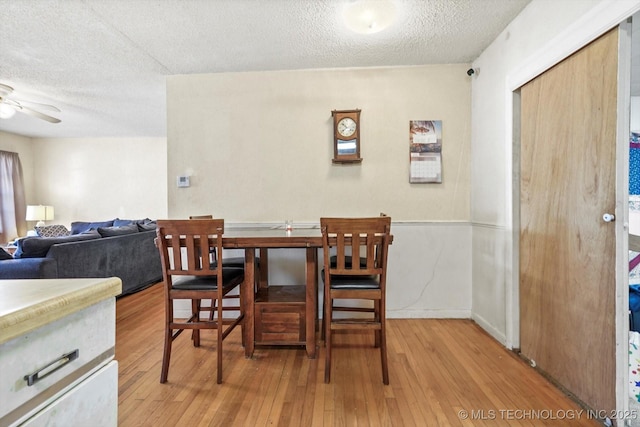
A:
22 361 118 427
0 278 121 427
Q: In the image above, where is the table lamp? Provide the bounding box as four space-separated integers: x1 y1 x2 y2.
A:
26 205 54 227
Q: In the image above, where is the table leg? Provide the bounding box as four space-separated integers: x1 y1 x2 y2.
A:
244 248 256 358
258 248 269 290
305 247 318 358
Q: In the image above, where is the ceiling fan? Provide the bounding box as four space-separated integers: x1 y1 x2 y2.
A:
0 83 61 123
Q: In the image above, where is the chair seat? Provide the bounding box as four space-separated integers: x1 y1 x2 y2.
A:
172 267 244 291
324 272 379 289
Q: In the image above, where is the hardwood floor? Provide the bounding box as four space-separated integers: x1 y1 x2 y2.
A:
116 283 600 426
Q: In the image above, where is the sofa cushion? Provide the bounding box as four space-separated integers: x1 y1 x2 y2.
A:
14 229 102 258
35 224 71 238
0 247 13 260
70 220 115 235
97 223 139 237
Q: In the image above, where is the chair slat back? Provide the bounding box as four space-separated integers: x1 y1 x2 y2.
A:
321 217 391 277
189 215 218 262
156 219 224 279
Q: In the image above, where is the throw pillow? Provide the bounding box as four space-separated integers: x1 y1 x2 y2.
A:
97 223 139 237
34 224 71 238
0 247 13 260
70 220 115 235
137 220 157 231
113 218 150 227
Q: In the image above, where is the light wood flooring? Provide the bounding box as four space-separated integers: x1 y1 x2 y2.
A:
116 283 600 426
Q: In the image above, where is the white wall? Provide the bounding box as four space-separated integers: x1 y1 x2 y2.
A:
470 0 629 346
30 137 168 228
632 96 640 131
167 65 473 318
167 65 471 222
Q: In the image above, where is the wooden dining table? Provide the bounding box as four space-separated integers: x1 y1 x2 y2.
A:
222 226 322 358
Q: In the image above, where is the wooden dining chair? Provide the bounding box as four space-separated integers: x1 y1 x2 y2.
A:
322 212 387 341
320 216 392 384
155 219 245 384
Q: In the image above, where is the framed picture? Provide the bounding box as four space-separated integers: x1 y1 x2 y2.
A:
409 120 442 183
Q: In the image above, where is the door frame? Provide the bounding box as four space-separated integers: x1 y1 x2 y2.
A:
505 0 639 416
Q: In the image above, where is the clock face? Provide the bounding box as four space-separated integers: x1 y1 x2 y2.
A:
337 117 357 138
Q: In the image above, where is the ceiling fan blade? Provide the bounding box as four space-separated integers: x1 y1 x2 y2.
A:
16 99 61 112
0 83 13 97
15 105 61 123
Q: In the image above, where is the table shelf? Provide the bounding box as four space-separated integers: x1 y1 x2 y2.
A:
254 285 306 345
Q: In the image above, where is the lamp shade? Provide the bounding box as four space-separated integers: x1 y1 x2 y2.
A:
26 205 54 226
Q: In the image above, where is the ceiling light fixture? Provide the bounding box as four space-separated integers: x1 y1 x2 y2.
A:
0 103 16 119
343 0 397 35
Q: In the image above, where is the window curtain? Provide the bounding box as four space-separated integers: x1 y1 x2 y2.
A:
0 150 26 242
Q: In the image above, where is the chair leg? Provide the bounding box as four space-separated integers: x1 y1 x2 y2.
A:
320 298 325 342
380 308 389 385
160 327 172 383
209 298 216 321
160 296 174 383
324 296 332 383
374 299 381 348
239 288 245 348
216 299 224 384
192 299 201 347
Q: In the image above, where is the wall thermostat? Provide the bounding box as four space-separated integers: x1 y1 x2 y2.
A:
177 175 190 188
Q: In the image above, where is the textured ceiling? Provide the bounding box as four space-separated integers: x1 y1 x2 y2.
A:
0 0 532 138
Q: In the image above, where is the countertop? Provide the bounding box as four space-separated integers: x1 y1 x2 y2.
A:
0 277 122 344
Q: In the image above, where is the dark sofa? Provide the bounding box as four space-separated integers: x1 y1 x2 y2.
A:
0 222 163 296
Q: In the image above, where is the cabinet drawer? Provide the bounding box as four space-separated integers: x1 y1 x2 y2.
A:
0 298 115 424
22 361 117 427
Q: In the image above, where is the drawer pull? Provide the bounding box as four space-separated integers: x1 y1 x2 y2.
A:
24 349 80 386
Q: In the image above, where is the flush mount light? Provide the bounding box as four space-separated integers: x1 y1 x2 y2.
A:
0 103 16 119
343 0 397 34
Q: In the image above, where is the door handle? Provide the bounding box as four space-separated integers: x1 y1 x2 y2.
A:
602 213 615 222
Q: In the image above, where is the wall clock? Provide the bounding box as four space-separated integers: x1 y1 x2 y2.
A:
331 109 362 163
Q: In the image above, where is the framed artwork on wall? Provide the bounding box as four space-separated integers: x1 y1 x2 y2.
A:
409 120 442 183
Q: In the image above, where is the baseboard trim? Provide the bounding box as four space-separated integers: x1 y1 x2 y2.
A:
472 312 507 347
387 309 471 319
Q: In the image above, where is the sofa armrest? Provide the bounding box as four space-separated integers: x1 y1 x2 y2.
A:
0 257 58 279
